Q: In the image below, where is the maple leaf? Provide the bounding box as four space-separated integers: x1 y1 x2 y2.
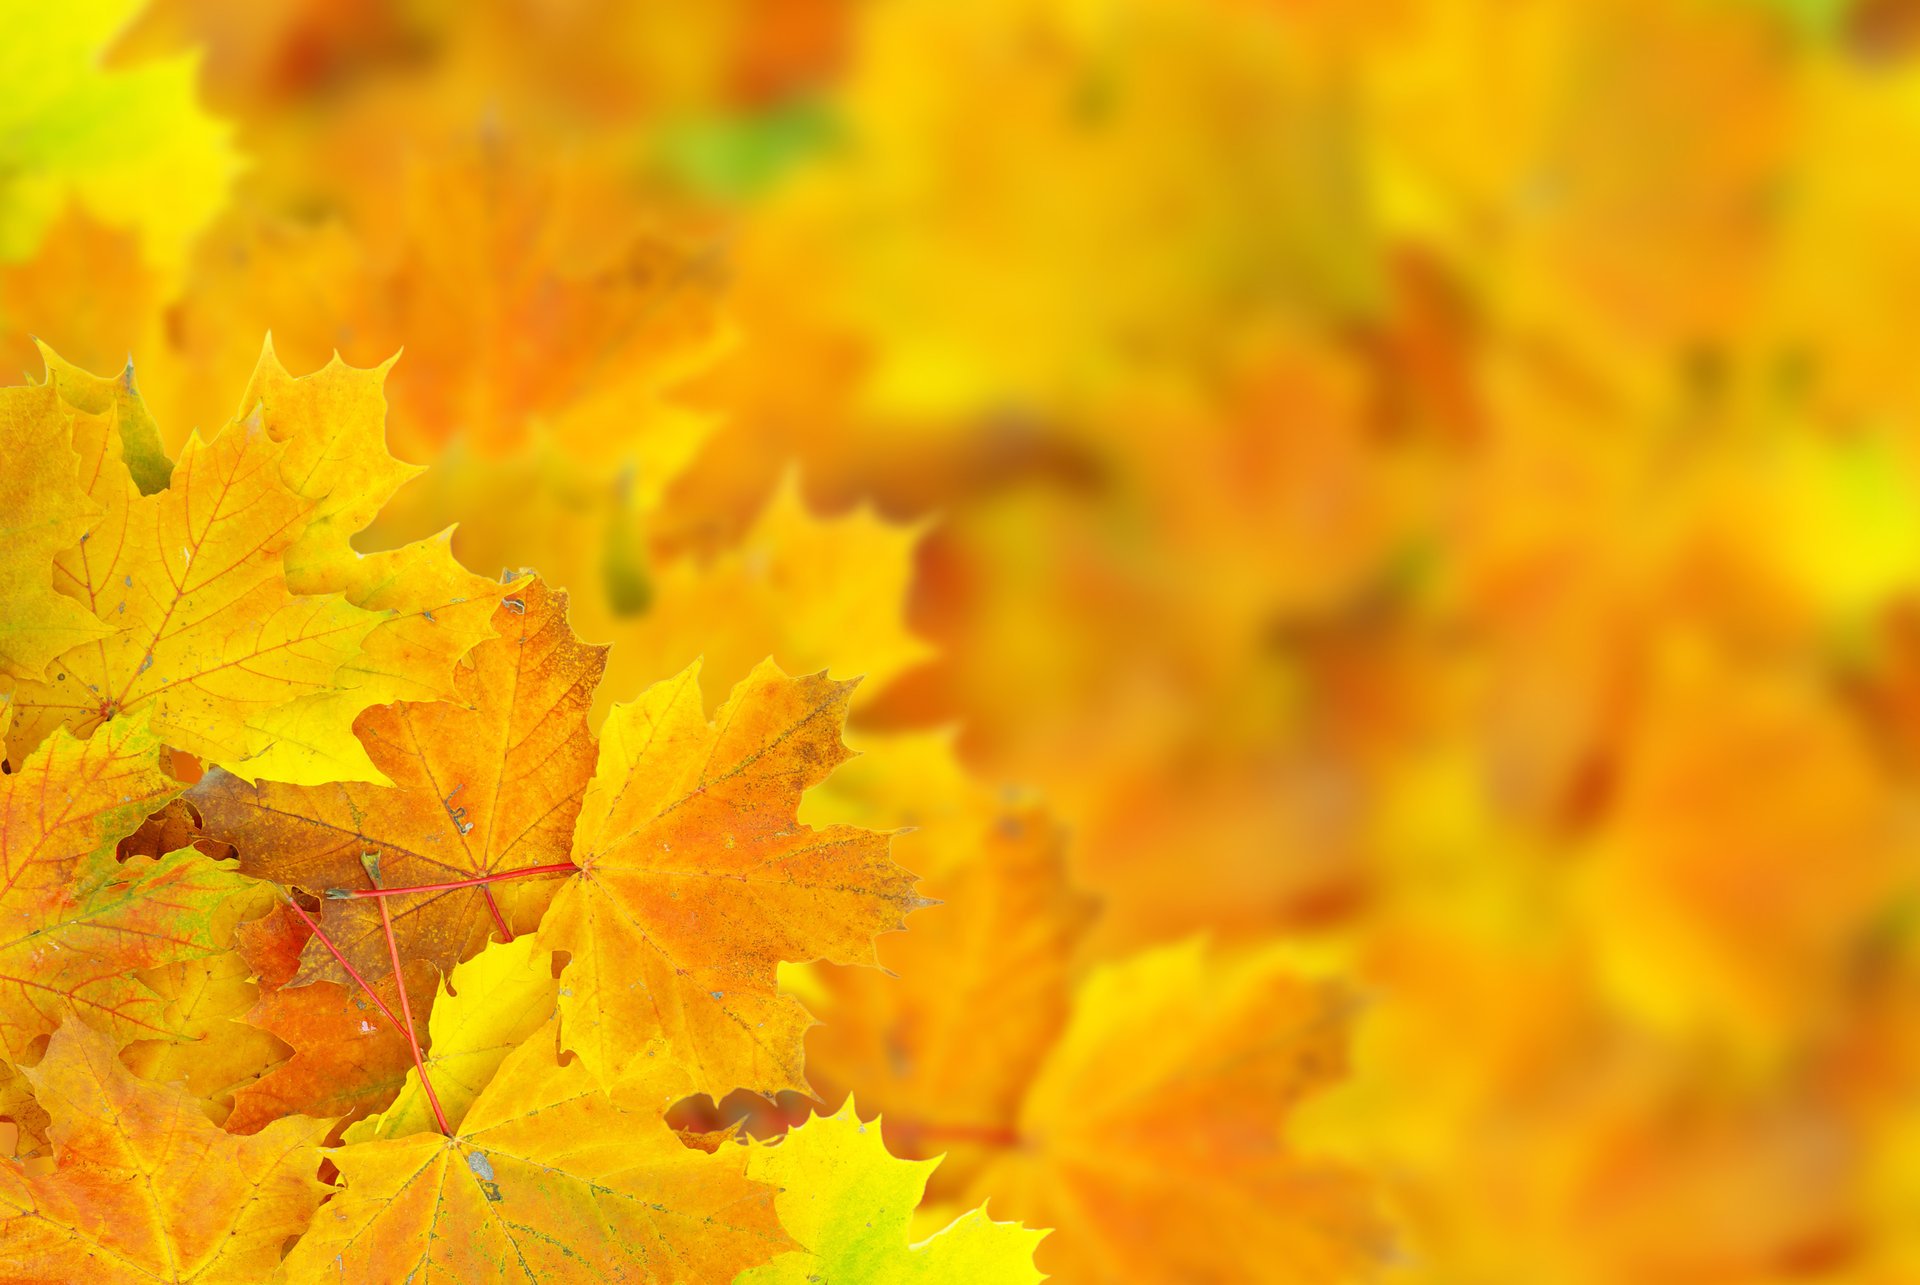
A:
117 888 289 1126
219 901 413 1135
4 365 389 777
279 1021 791 1283
740 1100 1044 1285
223 341 510 784
538 658 927 1097
0 712 255 1061
344 933 561 1145
0 1020 328 1283
969 941 1386 1283
0 381 111 682
6 344 505 784
35 340 174 495
191 578 606 1003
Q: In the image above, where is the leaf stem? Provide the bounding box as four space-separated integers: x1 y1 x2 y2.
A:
480 886 515 943
279 895 408 1042
377 892 453 1137
329 862 579 899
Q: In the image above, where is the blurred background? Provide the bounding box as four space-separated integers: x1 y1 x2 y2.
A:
12 0 1920 1279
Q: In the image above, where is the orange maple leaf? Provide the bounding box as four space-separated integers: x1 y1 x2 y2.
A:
0 1020 329 1283
191 577 922 1100
539 658 928 1097
191 578 606 1006
220 901 413 1135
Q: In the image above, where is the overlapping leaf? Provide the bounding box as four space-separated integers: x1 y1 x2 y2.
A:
226 343 509 783
7 360 381 776
281 1021 790 1283
118 900 288 1125
0 382 111 682
193 578 602 1002
0 1020 328 1284
344 933 560 1145
5 344 503 785
0 713 252 1061
539 658 927 1097
220 901 412 1135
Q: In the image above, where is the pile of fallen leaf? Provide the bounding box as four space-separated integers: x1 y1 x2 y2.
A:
0 351 1053 1280
17 0 1920 1281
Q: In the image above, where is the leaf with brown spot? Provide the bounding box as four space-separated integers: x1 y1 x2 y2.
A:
279 1021 791 1284
191 579 606 1004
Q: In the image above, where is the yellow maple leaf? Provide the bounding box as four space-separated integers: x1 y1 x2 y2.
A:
223 341 511 783
344 933 561 1144
280 1020 791 1283
5 363 386 776
739 1100 1046 1285
6 346 506 784
0 381 111 682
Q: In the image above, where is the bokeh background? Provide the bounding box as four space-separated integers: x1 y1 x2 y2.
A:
10 0 1920 1279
